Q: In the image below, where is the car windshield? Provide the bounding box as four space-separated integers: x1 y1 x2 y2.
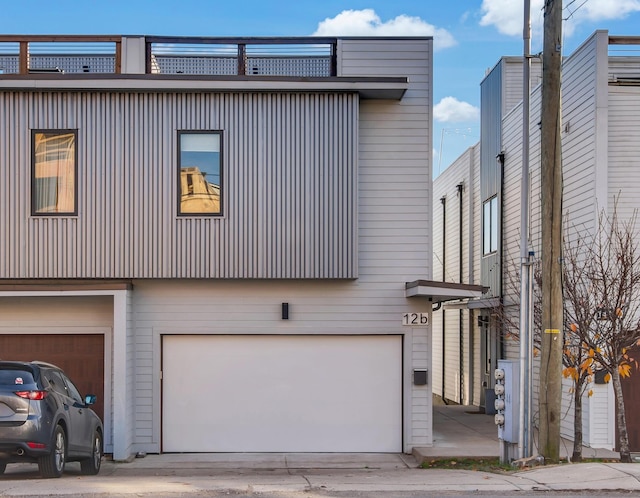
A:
0 368 36 386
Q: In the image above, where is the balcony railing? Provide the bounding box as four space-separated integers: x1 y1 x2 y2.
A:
146 36 337 77
0 35 337 77
0 35 121 74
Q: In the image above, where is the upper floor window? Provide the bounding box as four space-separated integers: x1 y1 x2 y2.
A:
178 131 222 216
483 196 498 255
32 130 77 215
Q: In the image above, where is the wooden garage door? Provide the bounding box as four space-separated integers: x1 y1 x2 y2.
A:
0 334 104 421
162 335 402 453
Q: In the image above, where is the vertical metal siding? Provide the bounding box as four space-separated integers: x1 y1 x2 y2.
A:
480 61 503 295
0 91 358 279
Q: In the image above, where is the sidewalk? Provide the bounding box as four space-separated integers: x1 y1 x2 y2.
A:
0 404 636 496
1 453 639 496
415 404 621 460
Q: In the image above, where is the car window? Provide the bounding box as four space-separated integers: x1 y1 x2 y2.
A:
45 370 69 397
61 373 84 404
0 369 35 386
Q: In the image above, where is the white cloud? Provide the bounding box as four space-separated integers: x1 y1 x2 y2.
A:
312 9 456 51
434 97 480 123
480 0 640 38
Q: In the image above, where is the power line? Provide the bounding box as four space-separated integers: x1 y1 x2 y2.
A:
564 0 589 21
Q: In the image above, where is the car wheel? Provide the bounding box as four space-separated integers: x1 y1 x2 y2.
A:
38 425 66 478
0 460 6 475
80 430 102 475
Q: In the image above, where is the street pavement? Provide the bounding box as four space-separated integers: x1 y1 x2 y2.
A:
0 405 637 496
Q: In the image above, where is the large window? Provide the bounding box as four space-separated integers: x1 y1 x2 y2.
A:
178 131 222 216
32 130 77 215
482 196 498 255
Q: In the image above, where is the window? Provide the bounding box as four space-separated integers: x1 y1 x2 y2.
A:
483 196 499 255
45 370 69 397
61 373 84 404
0 369 35 386
178 131 222 215
32 130 77 215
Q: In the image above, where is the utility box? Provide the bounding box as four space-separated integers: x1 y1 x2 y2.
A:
496 359 520 443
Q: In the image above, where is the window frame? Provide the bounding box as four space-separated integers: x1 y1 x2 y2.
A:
31 129 79 217
482 195 499 255
177 130 223 217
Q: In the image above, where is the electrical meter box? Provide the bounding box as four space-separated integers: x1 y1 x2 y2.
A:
496 359 520 443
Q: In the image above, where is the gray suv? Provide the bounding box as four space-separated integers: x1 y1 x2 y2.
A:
0 361 103 478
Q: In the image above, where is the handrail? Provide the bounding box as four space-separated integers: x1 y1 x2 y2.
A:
609 36 640 45
0 35 338 77
144 36 337 45
0 35 122 75
0 35 122 42
146 36 337 77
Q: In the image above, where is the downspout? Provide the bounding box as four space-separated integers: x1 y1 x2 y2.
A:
457 182 464 404
467 151 476 405
497 151 506 360
440 195 447 404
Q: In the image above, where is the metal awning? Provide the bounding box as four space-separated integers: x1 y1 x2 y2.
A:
405 280 487 303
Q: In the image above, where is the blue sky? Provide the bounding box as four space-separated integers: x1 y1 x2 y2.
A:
2 0 640 173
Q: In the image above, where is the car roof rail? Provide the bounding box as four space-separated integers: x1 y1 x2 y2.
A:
31 361 61 369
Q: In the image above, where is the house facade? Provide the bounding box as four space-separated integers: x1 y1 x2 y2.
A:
0 35 485 460
433 30 640 451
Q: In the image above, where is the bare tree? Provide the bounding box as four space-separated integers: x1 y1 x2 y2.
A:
495 204 640 462
563 207 640 463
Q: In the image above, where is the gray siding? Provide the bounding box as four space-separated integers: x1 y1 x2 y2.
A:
480 62 503 295
341 37 433 448
433 145 478 404
340 38 432 283
608 86 640 217
0 91 358 279
561 33 602 230
470 144 482 405
503 57 543 115
503 58 525 115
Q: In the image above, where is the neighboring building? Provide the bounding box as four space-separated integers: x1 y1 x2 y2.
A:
0 34 484 460
433 30 640 451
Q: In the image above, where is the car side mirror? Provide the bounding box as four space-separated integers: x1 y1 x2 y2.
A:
85 394 97 406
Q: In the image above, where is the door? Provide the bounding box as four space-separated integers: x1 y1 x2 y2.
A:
479 314 498 414
162 334 402 452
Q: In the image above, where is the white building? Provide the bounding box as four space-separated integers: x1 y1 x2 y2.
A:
433 30 640 452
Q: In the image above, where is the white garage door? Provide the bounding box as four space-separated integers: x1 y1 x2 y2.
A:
162 335 402 452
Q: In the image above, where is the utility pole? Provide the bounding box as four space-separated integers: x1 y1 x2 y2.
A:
539 0 563 463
